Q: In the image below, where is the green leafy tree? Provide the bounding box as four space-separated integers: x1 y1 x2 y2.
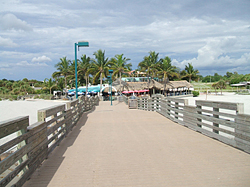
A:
138 51 161 89
90 49 110 94
20 84 29 93
6 82 13 91
110 54 132 92
12 88 20 95
44 78 57 94
241 74 250 81
53 57 71 94
78 54 91 96
22 78 29 82
0 80 4 87
225 72 233 78
229 73 244 84
157 56 178 95
212 82 219 95
217 80 226 95
0 87 9 94
182 63 199 82
54 77 64 91
213 73 223 82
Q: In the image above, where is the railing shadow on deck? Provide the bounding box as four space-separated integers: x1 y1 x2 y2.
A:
23 106 96 187
0 96 99 187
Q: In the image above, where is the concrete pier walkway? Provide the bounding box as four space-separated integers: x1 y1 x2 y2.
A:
23 101 250 187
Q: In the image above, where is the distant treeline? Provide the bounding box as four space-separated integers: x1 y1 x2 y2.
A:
200 72 250 84
1 50 250 97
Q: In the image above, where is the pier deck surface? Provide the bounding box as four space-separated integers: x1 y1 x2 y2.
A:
23 101 250 187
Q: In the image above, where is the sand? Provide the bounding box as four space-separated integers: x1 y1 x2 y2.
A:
179 92 250 115
0 99 69 125
0 93 249 125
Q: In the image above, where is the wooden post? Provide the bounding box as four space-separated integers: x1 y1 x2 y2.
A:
213 107 219 134
175 102 178 119
235 114 250 154
237 103 244 114
197 103 202 128
37 110 46 122
183 105 196 128
17 119 29 177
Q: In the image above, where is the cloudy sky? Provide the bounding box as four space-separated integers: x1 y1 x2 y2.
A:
0 0 250 81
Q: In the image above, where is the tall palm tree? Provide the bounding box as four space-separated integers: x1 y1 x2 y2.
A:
158 56 178 95
44 78 56 94
54 77 64 91
182 63 199 82
217 79 226 95
138 51 161 90
78 54 91 96
53 57 71 94
90 49 110 95
110 54 132 93
212 82 219 95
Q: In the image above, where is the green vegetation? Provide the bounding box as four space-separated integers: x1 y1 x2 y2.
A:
0 79 35 100
1 50 250 101
192 91 200 97
181 63 199 82
109 54 132 92
157 56 178 95
89 49 111 94
201 72 250 84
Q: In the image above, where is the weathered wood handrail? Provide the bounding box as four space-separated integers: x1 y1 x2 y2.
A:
124 94 250 154
0 96 99 187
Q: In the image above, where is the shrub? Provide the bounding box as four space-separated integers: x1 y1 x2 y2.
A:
12 95 18 100
39 94 52 100
192 91 200 97
35 89 42 94
34 95 40 99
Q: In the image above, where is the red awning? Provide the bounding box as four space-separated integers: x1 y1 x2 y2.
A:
122 90 134 94
138 89 149 93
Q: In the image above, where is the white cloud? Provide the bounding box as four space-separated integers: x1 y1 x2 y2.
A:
1 0 250 80
16 61 48 67
0 64 11 68
0 14 33 31
172 37 250 74
0 36 18 47
31 55 52 62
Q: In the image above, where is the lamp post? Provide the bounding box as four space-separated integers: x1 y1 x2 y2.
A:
74 41 89 99
108 69 113 106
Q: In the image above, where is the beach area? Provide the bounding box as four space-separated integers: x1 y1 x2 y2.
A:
179 92 250 115
0 99 69 125
0 92 249 125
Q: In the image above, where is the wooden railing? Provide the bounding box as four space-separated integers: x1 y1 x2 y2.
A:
127 94 250 154
122 95 128 105
0 96 99 187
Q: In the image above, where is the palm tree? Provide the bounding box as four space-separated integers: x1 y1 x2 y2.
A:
53 57 71 94
110 54 132 93
182 63 199 82
44 78 57 94
138 51 161 89
54 77 64 91
212 82 219 95
217 80 226 95
90 49 110 95
78 54 91 96
158 56 178 95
